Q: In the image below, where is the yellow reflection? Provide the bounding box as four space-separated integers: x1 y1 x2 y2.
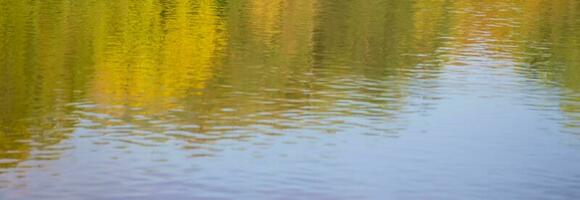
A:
248 0 283 44
90 0 227 116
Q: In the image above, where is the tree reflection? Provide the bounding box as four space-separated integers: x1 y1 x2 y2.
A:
90 0 226 117
517 0 580 130
0 0 579 175
0 0 86 171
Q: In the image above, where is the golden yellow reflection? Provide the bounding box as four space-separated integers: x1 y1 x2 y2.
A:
90 0 227 116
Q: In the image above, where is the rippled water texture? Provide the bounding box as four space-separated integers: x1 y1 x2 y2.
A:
1 0 580 199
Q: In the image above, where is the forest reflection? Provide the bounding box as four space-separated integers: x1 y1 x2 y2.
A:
0 0 579 172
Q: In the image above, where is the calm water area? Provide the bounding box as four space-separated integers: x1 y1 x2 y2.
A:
1 0 580 199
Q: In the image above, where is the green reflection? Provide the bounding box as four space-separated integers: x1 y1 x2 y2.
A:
0 0 85 169
517 0 580 129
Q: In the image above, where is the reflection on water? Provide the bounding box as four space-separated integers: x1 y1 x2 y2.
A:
0 0 579 199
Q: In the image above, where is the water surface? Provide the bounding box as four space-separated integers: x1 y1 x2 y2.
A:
1 0 580 199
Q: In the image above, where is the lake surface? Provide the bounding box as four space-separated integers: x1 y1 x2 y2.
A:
1 0 580 199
